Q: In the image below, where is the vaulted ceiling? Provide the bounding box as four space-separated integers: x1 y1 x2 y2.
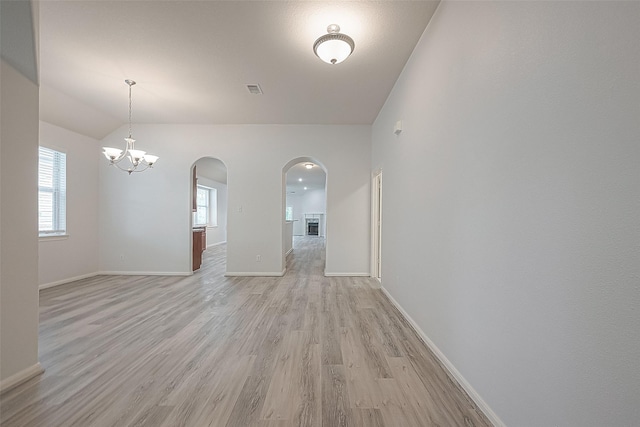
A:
38 1 439 140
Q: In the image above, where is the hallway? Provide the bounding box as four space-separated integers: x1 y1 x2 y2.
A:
1 237 490 426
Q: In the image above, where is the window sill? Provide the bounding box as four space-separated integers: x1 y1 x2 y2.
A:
39 234 69 242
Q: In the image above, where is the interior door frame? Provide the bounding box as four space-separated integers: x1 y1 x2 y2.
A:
371 169 382 281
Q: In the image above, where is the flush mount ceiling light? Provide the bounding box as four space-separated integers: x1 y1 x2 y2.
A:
305 163 314 169
313 24 355 65
102 79 158 174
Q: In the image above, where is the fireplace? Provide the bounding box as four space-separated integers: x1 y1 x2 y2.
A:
307 219 319 236
303 213 324 237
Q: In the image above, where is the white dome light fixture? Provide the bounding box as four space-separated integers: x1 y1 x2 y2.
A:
313 24 355 65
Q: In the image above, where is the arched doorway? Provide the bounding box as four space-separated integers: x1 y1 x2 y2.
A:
190 157 228 272
282 157 327 272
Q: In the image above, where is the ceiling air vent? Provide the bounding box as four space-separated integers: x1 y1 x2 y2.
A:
246 84 263 95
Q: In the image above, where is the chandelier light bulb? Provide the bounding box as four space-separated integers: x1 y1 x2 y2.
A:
144 154 159 165
102 147 123 160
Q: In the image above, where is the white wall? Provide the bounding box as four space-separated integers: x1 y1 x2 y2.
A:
372 2 640 426
100 125 371 276
288 188 326 236
287 193 304 235
0 60 41 387
39 122 99 287
283 220 293 255
299 188 325 214
196 175 227 247
0 0 41 389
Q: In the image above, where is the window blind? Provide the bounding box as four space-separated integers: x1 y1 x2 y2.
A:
195 186 209 226
39 147 67 235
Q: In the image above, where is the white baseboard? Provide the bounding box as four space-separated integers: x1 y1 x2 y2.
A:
324 272 370 277
0 363 44 394
41 271 192 289
207 240 226 248
225 270 285 277
98 271 191 276
380 287 505 427
39 272 99 290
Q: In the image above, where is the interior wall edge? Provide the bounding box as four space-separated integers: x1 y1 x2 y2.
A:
97 271 192 277
0 363 44 395
38 272 99 291
381 286 506 427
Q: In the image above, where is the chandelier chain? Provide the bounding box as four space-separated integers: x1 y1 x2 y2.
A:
128 83 132 138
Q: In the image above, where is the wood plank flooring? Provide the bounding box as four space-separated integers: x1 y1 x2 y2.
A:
0 237 491 427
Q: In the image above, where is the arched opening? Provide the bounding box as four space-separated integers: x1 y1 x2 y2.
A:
190 157 228 273
282 157 327 273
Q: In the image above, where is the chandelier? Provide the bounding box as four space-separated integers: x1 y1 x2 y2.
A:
102 79 158 174
313 24 355 65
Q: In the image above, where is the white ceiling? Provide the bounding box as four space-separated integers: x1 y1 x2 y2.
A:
286 162 327 194
195 157 227 184
38 1 439 139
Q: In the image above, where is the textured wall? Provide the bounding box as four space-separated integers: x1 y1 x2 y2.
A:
372 2 640 425
0 61 40 385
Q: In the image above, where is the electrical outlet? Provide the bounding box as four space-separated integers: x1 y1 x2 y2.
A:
256 255 261 262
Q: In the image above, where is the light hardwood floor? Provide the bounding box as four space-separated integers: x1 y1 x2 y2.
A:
0 237 491 427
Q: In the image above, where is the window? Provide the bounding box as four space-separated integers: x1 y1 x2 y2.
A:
195 185 217 226
286 206 293 221
39 146 67 236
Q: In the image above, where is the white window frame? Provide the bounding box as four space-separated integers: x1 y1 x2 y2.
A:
195 185 217 227
39 146 67 237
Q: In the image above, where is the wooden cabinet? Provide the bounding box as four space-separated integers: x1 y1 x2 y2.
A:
193 227 206 271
